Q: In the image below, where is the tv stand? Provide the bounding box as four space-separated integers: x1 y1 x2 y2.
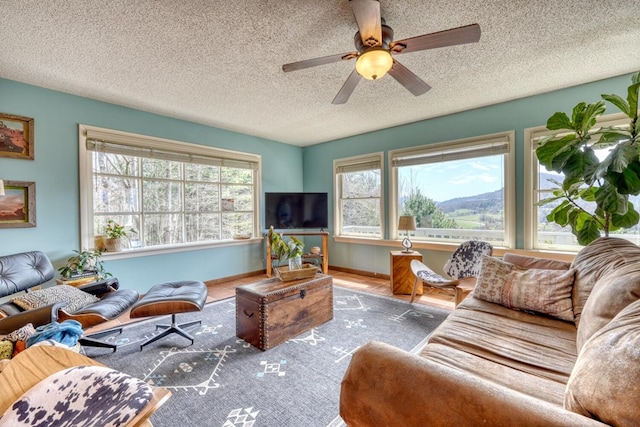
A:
266 230 329 277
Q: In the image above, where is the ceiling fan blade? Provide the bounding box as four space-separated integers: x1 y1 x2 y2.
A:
387 59 431 96
349 0 382 47
332 69 362 104
282 52 357 73
390 23 481 54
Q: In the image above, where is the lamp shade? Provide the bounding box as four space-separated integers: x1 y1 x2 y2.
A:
355 48 393 80
398 215 416 231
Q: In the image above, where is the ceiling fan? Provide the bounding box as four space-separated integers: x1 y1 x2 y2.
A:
282 0 481 104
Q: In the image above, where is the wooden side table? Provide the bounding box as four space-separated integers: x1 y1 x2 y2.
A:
390 251 423 295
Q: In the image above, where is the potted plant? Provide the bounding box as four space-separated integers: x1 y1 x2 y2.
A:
104 219 137 252
269 226 304 271
536 71 640 245
58 249 111 280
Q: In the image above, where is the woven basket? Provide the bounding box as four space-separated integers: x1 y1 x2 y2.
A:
274 263 318 281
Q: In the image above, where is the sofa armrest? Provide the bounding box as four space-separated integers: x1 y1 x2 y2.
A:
340 341 606 427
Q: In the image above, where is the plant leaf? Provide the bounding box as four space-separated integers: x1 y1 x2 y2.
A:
546 111 574 131
580 101 606 134
573 216 602 245
601 93 630 117
611 202 640 228
607 161 640 195
595 182 627 214
536 134 578 171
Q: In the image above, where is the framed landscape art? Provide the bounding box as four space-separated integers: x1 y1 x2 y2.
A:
0 181 36 228
0 113 34 160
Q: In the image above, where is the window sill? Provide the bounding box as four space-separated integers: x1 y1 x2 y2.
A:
333 236 576 262
98 237 263 260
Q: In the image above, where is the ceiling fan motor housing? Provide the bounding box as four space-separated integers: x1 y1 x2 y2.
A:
354 23 394 53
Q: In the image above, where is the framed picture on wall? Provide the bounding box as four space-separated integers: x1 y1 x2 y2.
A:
0 181 36 228
0 113 34 160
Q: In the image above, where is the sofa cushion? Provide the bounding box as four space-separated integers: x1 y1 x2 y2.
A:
474 256 575 322
570 237 640 326
12 285 98 314
428 296 578 385
576 263 640 352
503 253 571 270
566 299 640 425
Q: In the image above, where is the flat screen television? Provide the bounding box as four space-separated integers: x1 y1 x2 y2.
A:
264 192 328 230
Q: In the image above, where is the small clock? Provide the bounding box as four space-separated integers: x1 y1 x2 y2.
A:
401 237 413 252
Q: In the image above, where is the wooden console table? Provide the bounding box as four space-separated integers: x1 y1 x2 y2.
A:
266 231 329 277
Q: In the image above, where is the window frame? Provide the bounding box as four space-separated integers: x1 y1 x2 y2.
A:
389 131 516 248
78 124 262 256
525 112 630 251
333 152 385 239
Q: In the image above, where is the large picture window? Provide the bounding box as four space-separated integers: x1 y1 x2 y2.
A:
79 125 260 253
390 132 515 247
333 153 384 238
526 114 639 251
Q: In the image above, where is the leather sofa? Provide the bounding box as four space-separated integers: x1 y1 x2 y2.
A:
340 237 640 426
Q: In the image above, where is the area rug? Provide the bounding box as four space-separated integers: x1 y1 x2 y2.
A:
88 285 449 427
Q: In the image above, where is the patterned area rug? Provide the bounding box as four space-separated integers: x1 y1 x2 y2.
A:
88 285 449 427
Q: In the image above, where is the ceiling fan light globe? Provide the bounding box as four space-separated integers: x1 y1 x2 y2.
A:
356 48 393 80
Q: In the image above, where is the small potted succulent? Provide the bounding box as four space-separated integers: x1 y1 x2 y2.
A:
104 219 137 252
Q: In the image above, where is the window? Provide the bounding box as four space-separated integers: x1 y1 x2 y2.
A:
526 113 640 251
333 153 384 238
390 132 515 247
79 125 261 253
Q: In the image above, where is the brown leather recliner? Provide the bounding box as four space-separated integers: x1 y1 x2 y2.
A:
0 251 139 350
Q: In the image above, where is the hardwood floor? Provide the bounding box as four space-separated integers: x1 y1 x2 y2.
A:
86 269 455 335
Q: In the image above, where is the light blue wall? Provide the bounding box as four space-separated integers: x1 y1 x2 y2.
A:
1 73 634 287
0 78 302 293
302 72 636 274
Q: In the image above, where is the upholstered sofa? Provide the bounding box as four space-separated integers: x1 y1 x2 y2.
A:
340 237 640 426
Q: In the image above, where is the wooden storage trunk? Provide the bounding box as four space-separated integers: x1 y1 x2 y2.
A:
235 274 333 350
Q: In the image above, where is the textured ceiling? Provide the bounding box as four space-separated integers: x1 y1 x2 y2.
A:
2 1 639 146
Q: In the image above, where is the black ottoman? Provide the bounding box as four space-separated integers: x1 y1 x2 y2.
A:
129 280 208 350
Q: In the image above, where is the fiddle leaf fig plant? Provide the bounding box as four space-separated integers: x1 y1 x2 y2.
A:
537 71 640 246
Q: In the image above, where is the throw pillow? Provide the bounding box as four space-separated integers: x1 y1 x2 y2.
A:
0 340 13 360
565 299 640 424
12 285 99 314
474 256 575 322
5 323 36 343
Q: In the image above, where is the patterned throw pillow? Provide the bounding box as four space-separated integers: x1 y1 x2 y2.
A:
474 256 575 322
12 285 99 314
6 323 36 343
0 340 13 360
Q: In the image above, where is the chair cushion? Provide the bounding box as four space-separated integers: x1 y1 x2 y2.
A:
70 288 139 319
0 365 152 426
443 240 493 279
12 285 98 314
130 280 207 318
474 256 575 322
416 267 456 285
565 299 640 424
